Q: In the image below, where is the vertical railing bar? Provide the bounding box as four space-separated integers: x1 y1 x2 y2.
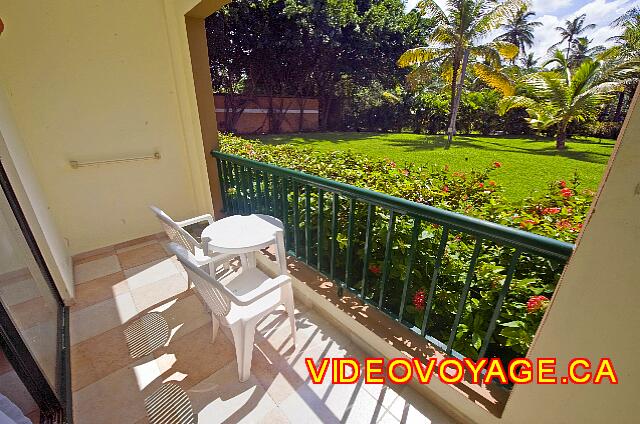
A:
317 189 325 272
399 217 421 323
281 177 289 249
378 211 396 308
422 227 449 336
344 198 356 289
271 174 278 217
216 158 228 213
330 193 339 287
232 163 241 214
255 171 263 214
247 167 255 213
305 185 311 263
242 165 251 214
446 238 483 354
360 204 374 300
238 165 246 214
477 249 522 359
292 183 300 257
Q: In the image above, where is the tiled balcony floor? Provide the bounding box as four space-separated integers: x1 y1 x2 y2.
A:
70 235 456 424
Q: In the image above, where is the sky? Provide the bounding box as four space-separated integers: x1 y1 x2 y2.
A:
404 0 640 59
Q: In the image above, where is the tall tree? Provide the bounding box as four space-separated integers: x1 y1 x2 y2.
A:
496 6 542 59
499 54 640 149
550 13 596 57
568 37 605 67
206 0 427 131
397 0 522 147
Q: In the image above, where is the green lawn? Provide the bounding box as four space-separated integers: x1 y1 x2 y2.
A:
255 132 615 201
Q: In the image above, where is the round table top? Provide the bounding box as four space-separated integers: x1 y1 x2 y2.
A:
202 214 284 253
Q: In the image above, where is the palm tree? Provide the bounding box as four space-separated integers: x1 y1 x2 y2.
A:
568 37 605 66
498 55 640 149
397 0 523 147
520 52 539 70
496 6 542 59
550 14 596 57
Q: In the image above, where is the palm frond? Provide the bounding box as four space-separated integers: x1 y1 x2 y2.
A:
473 63 516 96
397 47 450 67
497 95 539 115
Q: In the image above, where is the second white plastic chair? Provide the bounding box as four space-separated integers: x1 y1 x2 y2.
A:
168 242 296 382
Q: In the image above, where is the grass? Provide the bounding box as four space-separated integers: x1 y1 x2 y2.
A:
255 132 615 202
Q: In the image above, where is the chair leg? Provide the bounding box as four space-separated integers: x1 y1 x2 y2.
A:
211 314 220 343
229 321 257 382
283 284 296 346
208 261 216 277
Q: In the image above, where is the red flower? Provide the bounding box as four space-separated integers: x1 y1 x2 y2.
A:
519 219 537 228
560 188 573 198
413 290 426 311
369 264 381 276
556 219 572 230
559 180 567 188
478 182 484 188
542 207 561 215
527 295 549 313
442 185 449 193
493 162 502 168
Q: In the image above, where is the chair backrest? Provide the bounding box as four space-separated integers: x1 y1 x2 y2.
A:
167 242 232 318
149 206 200 253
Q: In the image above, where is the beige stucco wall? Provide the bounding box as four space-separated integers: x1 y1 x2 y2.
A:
501 88 640 423
1 89 74 300
0 0 227 256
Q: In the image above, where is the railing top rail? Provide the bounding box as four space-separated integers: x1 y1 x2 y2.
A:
213 151 575 261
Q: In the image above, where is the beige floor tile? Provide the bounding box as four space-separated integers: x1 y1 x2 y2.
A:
73 357 164 424
74 255 122 284
117 243 169 270
259 407 291 424
114 234 160 251
0 277 38 306
187 362 279 424
155 293 211 343
70 292 138 345
71 324 136 391
384 386 455 424
9 295 58 331
153 323 236 390
125 256 185 290
278 376 383 424
129 273 190 312
71 271 128 312
116 239 161 254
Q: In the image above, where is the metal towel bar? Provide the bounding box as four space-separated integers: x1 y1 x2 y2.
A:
70 152 160 169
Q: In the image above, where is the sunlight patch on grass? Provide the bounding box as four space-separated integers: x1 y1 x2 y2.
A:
256 132 614 201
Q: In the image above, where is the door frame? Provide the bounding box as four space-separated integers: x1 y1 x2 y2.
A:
0 158 71 422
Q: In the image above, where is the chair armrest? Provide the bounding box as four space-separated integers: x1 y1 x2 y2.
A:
233 275 291 306
176 214 214 227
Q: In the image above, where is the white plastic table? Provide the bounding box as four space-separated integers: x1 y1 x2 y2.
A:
201 214 288 274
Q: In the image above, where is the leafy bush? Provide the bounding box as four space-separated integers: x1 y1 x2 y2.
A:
219 133 593 361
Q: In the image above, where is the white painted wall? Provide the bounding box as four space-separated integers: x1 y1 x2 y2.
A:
0 0 221 255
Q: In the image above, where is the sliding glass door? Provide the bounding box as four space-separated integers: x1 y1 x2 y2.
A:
0 159 69 422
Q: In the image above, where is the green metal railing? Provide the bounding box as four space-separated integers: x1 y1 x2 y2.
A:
213 151 574 360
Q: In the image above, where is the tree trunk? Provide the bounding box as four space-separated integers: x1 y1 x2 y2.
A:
447 49 470 149
556 121 568 149
614 91 625 122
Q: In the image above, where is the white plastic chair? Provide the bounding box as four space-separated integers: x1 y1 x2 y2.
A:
168 242 296 382
150 206 234 275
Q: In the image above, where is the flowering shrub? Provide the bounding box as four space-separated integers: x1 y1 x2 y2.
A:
219 133 593 361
